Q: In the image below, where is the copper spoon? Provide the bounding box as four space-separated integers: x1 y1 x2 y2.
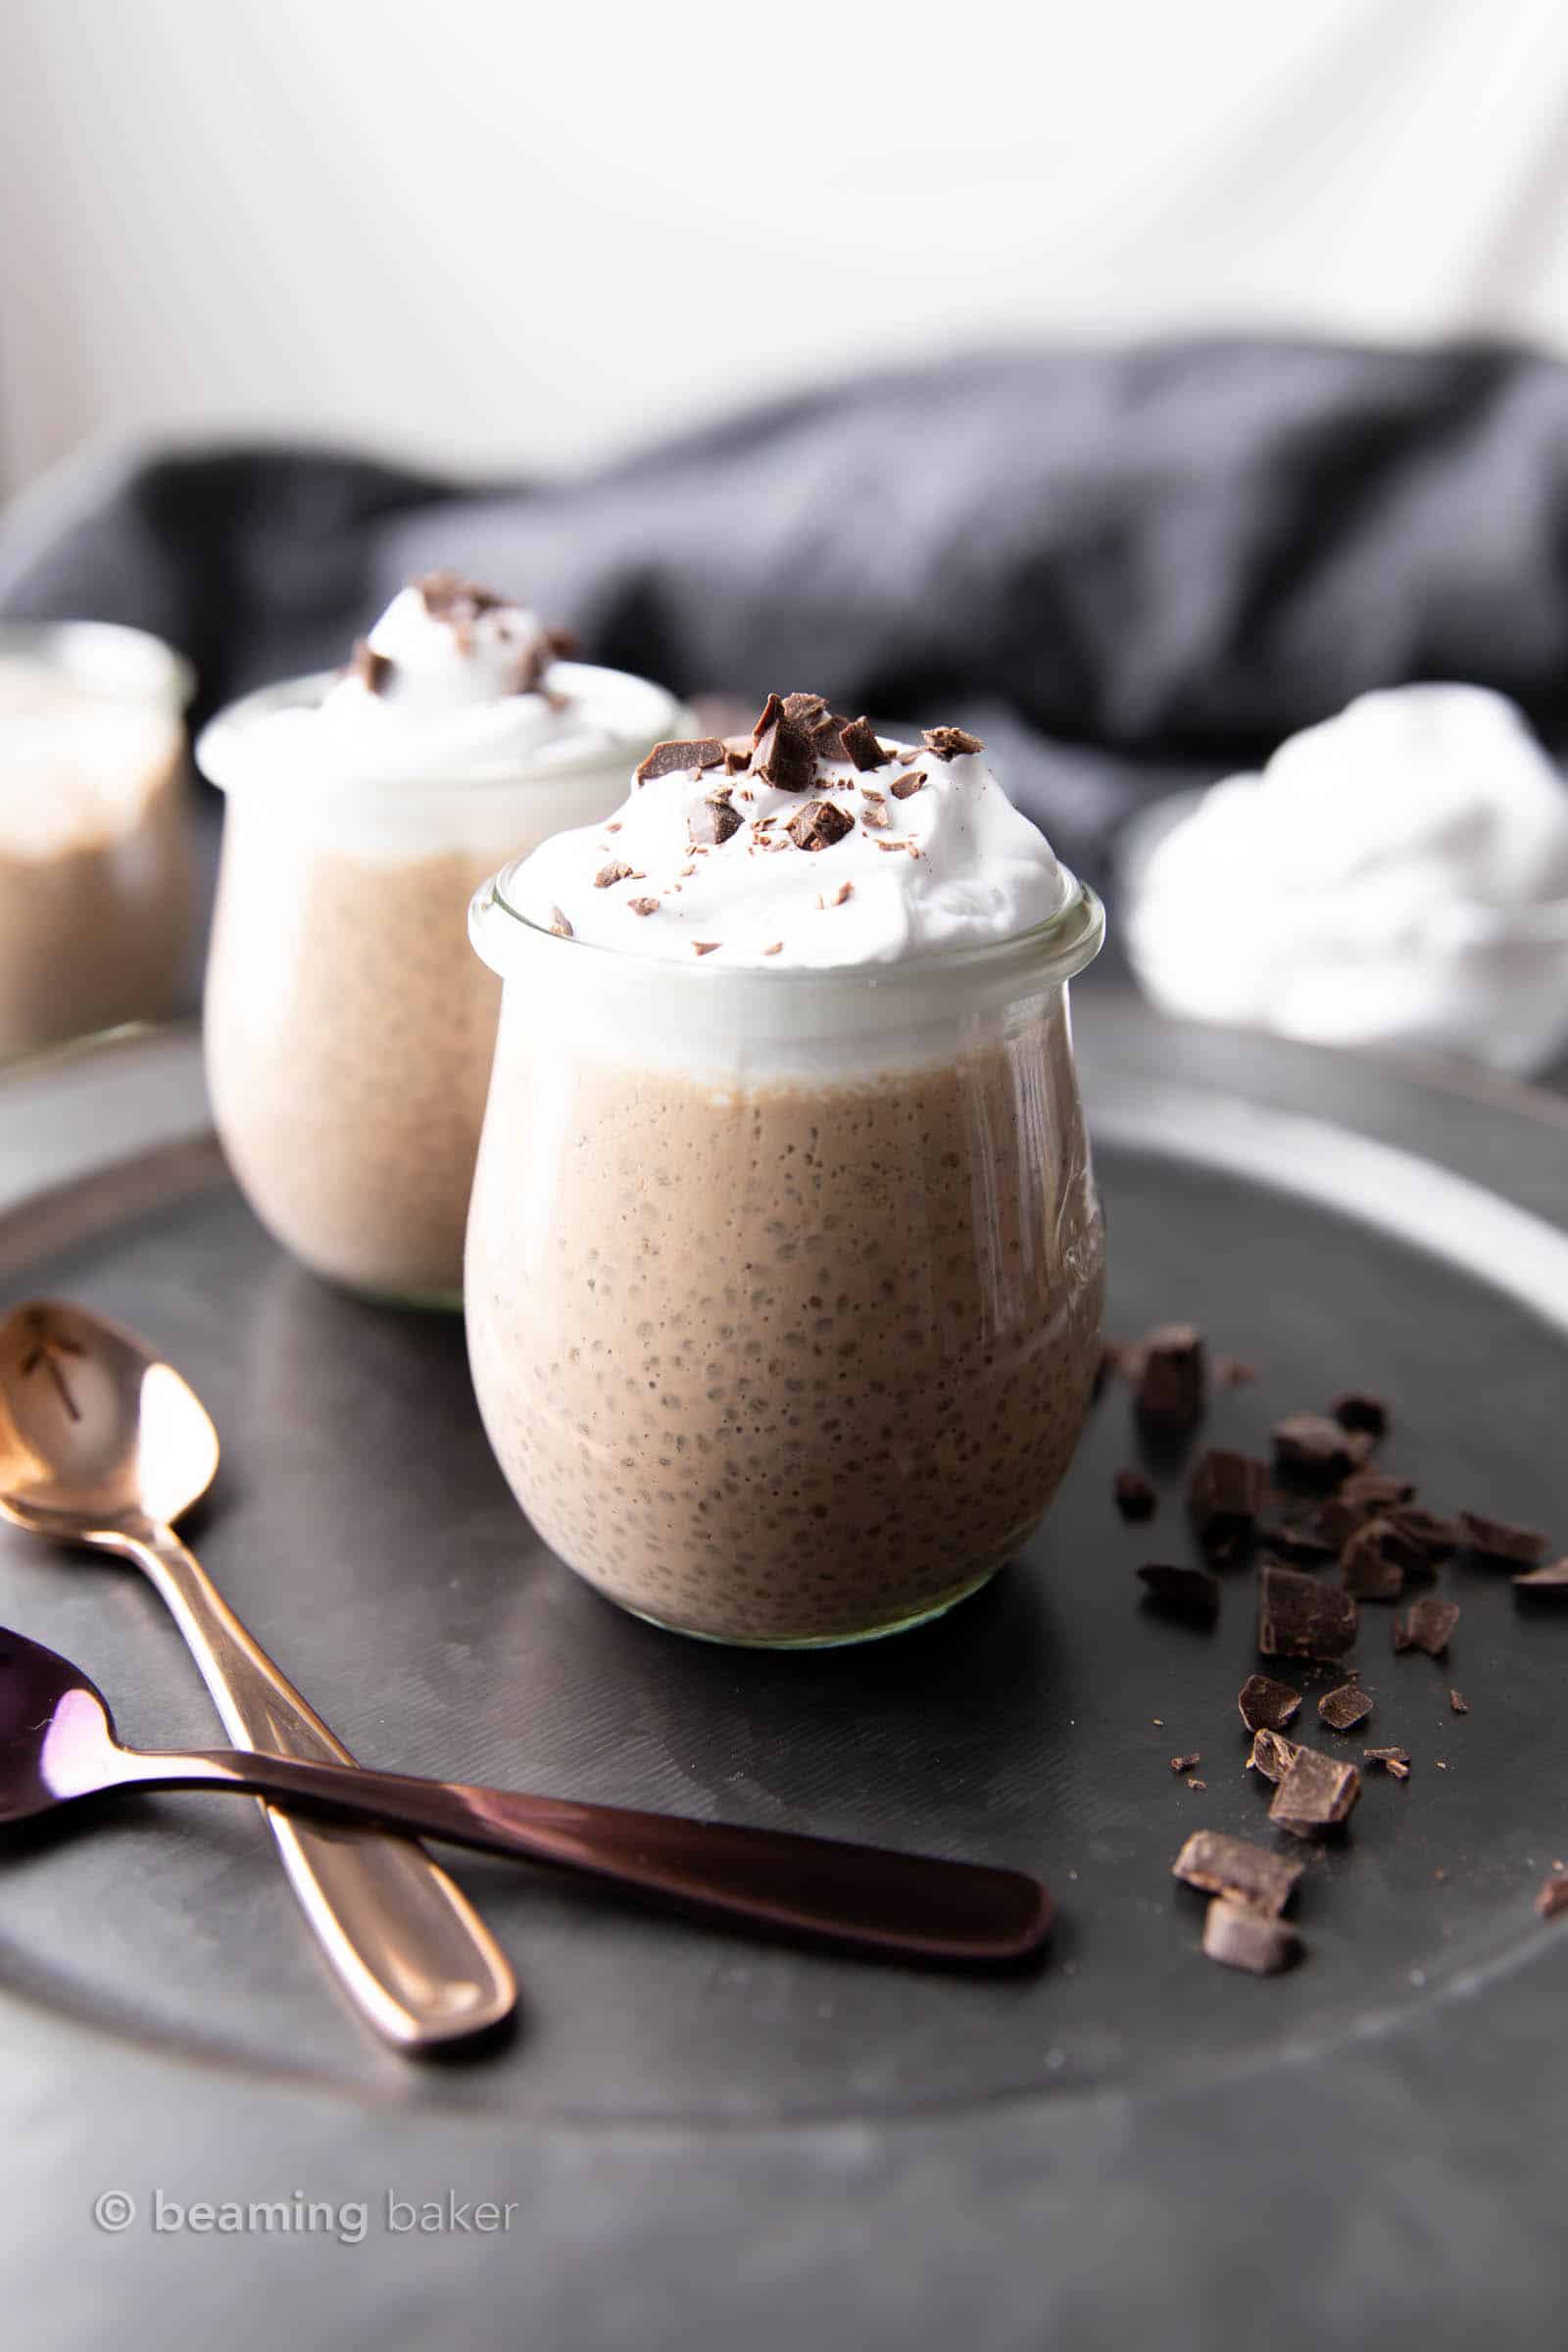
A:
0 1299 515 2048
0 1624 1053 1966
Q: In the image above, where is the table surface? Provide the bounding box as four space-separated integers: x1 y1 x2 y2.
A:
2 996 1566 2352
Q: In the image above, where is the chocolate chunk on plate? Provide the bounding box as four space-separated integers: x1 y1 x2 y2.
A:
1135 1323 1207 1430
1136 1562 1220 1623
1188 1448 1265 1554
1460 1509 1548 1566
1394 1595 1459 1656
1258 1564 1358 1660
1512 1558 1568 1596
1331 1391 1391 1440
1271 1412 1370 1484
1318 1682 1373 1732
1364 1746 1412 1780
1113 1467 1156 1522
1173 1829 1302 1916
1238 1674 1301 1734
1269 1745 1361 1838
1202 1895 1302 1975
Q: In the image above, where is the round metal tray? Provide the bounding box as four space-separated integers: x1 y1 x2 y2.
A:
2 996 1565 2348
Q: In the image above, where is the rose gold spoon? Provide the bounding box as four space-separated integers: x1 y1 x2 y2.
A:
0 1298 515 2048
0 1623 1053 1966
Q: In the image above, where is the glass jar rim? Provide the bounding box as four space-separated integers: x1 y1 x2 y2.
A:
196 662 689 798
477 856 1106 999
0 619 194 711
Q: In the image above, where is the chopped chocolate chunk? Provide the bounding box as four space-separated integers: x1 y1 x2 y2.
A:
635 737 727 787
1340 1516 1424 1600
1202 1896 1302 1975
1384 1506 1461 1562
752 697 817 794
889 767 927 801
1248 1729 1301 1784
1394 1594 1459 1656
627 897 661 916
839 714 886 771
594 860 636 889
1269 1745 1361 1837
688 793 742 847
808 711 850 759
1512 1558 1568 1595
416 569 507 629
1238 1674 1301 1735
1113 1467 1157 1522
1459 1509 1548 1566
786 799 855 852
859 800 891 830
1271 1412 1369 1484
1364 1746 1411 1780
1332 1391 1391 1440
1136 1562 1220 1623
349 637 391 694
691 940 721 956
1169 1752 1201 1774
1258 1564 1358 1660
1256 1519 1339 1567
1448 1688 1469 1714
1173 1829 1303 1916
1136 1323 1207 1430
548 906 573 939
1340 1467 1418 1513
1537 1875 1568 1921
1188 1448 1265 1555
781 692 828 727
722 747 751 776
922 725 984 760
1319 1682 1373 1732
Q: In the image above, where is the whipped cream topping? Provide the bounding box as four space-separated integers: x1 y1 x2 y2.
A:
504 694 1068 967
1125 685 1568 1067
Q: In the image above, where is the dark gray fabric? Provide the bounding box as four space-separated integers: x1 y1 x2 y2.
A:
6 336 1568 893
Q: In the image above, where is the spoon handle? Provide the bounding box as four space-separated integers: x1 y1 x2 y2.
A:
112 1522 516 2047
121 1741 1053 1968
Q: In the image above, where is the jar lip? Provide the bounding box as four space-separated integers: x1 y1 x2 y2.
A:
478 858 1106 993
0 619 195 711
195 663 688 796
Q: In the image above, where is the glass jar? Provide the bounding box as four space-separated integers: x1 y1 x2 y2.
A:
466 868 1106 1646
199 664 689 1307
0 621 195 1062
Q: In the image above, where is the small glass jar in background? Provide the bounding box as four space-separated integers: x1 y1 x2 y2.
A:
466 868 1107 1646
0 622 196 1062
199 664 690 1308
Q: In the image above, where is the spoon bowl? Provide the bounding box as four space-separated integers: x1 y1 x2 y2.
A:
0 1627 122 1825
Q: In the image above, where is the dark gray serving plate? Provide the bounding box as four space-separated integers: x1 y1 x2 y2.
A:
2 996 1566 2352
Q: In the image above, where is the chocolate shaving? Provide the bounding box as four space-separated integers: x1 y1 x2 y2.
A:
889 767 927 800
349 638 391 694
1537 1876 1568 1920
921 725 984 760
760 941 784 957
817 880 855 909
786 799 855 852
635 737 727 787
1136 1323 1207 1430
1247 1729 1300 1784
1113 1467 1157 1522
1448 1688 1469 1714
691 940 721 956
1364 1746 1411 1779
839 715 886 771
1173 1830 1302 1917
1319 1683 1373 1733
1269 1745 1361 1837
1136 1562 1220 1623
594 861 636 889
1332 1391 1391 1440
1202 1897 1301 1975
1188 1448 1264 1556
1238 1674 1301 1734
688 793 742 848
1394 1594 1459 1656
859 801 891 830
1258 1564 1358 1660
1169 1752 1201 1775
627 897 661 916
1271 1412 1370 1484
548 906 573 939
1459 1509 1548 1565
1512 1557 1568 1595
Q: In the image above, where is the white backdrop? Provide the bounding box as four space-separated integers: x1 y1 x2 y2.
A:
4 0 1568 494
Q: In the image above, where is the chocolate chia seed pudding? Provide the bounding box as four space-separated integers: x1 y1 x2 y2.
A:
199 575 687 1303
466 694 1106 1645
0 624 194 1061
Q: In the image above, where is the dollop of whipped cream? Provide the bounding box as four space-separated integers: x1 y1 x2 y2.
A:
1126 685 1568 1066
507 693 1068 966
270 572 587 779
